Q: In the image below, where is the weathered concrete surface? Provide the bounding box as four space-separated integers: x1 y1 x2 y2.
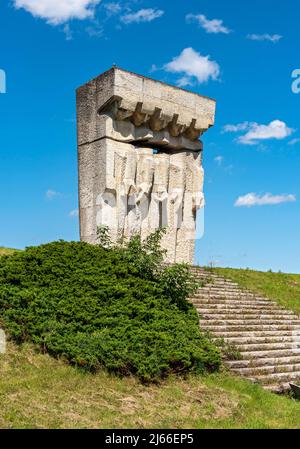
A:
0 329 6 354
76 67 216 263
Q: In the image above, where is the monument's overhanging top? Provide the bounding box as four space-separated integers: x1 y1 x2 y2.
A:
77 66 216 150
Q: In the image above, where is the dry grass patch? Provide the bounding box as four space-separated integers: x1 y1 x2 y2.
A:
0 343 235 429
0 247 18 256
1 342 300 429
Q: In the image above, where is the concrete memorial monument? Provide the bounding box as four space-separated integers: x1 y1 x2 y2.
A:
76 67 216 263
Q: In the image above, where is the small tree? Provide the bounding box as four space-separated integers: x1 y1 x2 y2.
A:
97 226 199 307
159 264 199 311
96 225 112 250
123 228 167 280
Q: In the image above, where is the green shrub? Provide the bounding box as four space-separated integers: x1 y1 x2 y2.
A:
0 238 221 381
109 226 167 281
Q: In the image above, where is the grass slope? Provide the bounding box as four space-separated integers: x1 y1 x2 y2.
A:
0 247 18 256
1 248 300 428
211 267 300 315
0 342 300 429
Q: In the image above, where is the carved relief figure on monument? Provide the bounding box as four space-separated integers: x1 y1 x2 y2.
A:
149 152 170 231
135 149 155 240
119 149 138 239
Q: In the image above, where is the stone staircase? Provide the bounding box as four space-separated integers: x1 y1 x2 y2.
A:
189 267 300 393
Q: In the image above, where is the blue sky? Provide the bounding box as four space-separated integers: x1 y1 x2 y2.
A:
1 0 300 272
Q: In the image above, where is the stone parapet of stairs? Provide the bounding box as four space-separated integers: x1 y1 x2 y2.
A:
189 267 300 393
0 329 6 354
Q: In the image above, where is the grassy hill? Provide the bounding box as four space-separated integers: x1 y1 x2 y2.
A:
211 267 300 315
0 341 300 429
1 247 300 428
0 247 18 256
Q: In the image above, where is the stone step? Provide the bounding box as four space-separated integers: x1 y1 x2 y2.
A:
190 276 220 281
210 329 300 338
264 383 291 392
234 342 300 352
192 303 286 311
198 314 299 322
196 306 300 322
220 335 300 344
194 279 238 287
198 287 248 293
197 282 247 287
192 298 271 306
195 297 290 306
196 304 294 312
194 292 258 298
192 292 269 300
195 276 238 281
229 363 300 376
248 371 300 385
198 284 241 290
200 318 300 326
202 323 300 332
226 355 300 369
240 348 300 359
194 277 238 282
197 294 259 300
198 292 252 298
193 289 266 304
232 365 300 377
195 280 226 284
212 289 251 295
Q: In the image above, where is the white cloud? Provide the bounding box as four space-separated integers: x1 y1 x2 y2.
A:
214 156 223 165
46 189 62 199
235 193 296 207
164 47 220 86
177 76 194 87
223 122 252 133
13 0 101 25
149 64 159 73
288 138 300 146
69 209 79 217
247 34 282 43
63 23 73 40
224 164 234 174
86 20 103 37
104 2 121 15
186 13 231 34
239 120 294 145
214 156 233 173
224 120 294 145
121 8 164 24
